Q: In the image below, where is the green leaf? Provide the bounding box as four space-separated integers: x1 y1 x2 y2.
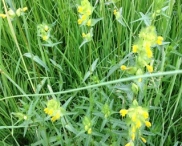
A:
24 53 50 71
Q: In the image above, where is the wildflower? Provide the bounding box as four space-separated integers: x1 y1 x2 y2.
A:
78 19 83 24
8 9 16 18
131 133 135 141
22 7 28 12
120 65 127 70
44 25 49 31
141 137 147 143
44 99 64 122
120 109 128 117
125 141 134 146
142 111 149 119
0 14 6 18
146 48 153 58
87 19 91 26
145 121 151 128
136 120 142 128
24 115 27 120
77 0 93 25
78 6 83 13
83 116 92 134
120 100 151 145
146 65 153 73
132 45 138 53
156 36 163 45
82 31 92 41
87 128 92 134
113 9 117 15
131 114 136 122
42 35 49 41
51 111 61 122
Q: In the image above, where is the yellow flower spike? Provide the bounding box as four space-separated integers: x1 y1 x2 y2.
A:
119 109 128 117
0 14 6 18
146 65 153 73
141 137 147 143
120 65 127 70
87 128 92 134
132 45 138 53
156 36 163 45
145 121 151 128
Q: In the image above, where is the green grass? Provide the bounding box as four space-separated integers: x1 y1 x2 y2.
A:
0 0 182 145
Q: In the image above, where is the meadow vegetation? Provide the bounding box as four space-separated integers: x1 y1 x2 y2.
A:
0 0 182 145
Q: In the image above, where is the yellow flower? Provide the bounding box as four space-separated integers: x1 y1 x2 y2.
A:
136 120 141 128
125 142 132 146
131 132 135 141
141 137 147 143
145 43 151 50
119 109 128 117
146 65 153 73
87 128 92 134
156 36 163 45
44 108 49 114
142 111 149 119
81 14 87 21
44 25 49 31
87 19 91 26
131 126 136 133
42 35 49 41
22 7 28 12
146 48 153 58
16 8 21 16
132 45 138 53
78 6 83 13
0 13 7 18
113 9 117 15
145 121 151 128
131 114 136 122
86 10 92 16
82 33 86 38
120 65 127 70
51 112 61 122
78 19 83 24
8 9 16 17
